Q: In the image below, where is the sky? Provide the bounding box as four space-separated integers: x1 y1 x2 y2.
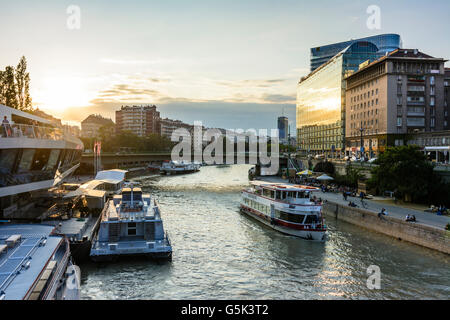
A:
1 0 449 133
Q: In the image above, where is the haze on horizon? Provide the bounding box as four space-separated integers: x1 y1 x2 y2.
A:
1 0 449 133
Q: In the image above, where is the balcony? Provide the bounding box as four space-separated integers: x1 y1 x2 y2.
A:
406 118 425 127
407 107 425 117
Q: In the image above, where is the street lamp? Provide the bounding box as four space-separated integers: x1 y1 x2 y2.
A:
359 125 365 159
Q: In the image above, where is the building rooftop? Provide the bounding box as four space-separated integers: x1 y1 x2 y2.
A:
81 114 114 125
345 49 448 80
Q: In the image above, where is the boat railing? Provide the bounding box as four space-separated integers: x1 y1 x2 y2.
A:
1 123 62 140
42 240 71 299
1 123 81 144
165 231 171 247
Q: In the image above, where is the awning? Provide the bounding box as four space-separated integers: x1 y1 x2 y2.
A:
424 146 450 152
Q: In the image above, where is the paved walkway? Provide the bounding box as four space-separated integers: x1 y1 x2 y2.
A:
255 176 450 230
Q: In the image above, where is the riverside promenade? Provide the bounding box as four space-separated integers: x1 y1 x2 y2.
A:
255 176 450 254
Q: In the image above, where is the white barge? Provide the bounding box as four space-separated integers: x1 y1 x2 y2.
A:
159 160 200 175
90 186 172 262
240 183 327 241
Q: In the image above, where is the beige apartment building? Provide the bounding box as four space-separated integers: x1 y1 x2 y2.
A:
115 105 160 137
345 49 447 157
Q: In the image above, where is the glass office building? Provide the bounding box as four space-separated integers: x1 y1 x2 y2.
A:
278 116 289 141
297 41 381 155
310 34 401 72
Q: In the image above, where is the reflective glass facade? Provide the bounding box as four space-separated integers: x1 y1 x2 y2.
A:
297 42 381 153
277 116 289 140
310 34 401 72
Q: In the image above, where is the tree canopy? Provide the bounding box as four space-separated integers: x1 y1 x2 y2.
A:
368 145 449 205
0 56 32 111
81 128 175 153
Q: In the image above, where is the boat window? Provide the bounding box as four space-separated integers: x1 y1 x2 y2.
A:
133 192 143 202
31 149 51 171
128 222 137 235
276 210 305 224
0 149 18 174
44 149 60 171
281 192 286 200
276 191 281 199
122 192 131 202
18 149 35 172
304 215 318 224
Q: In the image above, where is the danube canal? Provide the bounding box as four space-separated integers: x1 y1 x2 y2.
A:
80 165 450 299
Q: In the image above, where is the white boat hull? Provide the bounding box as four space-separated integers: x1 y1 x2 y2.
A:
240 205 326 241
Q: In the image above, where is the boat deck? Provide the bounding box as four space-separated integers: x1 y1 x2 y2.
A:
49 215 99 241
0 225 63 300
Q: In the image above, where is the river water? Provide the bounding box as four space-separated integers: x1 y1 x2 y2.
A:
80 165 450 300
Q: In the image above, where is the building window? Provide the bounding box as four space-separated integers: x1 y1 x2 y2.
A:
431 118 436 128
397 117 402 127
430 76 435 85
430 86 435 96
128 222 137 236
397 96 402 105
430 97 435 106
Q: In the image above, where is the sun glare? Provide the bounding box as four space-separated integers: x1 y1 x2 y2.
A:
32 76 94 113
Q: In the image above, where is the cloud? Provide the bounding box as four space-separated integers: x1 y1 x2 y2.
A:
261 93 296 103
99 58 176 65
216 79 286 88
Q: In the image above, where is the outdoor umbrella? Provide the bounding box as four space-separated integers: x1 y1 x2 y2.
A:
297 170 313 176
316 174 334 181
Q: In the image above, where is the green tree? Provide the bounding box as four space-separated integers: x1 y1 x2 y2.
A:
15 56 32 111
0 56 32 110
368 145 434 202
1 66 18 108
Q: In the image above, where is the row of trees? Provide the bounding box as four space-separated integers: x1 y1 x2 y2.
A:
0 56 32 111
80 126 175 153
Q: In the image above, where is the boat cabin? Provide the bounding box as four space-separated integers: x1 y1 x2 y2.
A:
255 184 319 204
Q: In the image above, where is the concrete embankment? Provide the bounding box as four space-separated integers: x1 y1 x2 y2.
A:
322 201 450 254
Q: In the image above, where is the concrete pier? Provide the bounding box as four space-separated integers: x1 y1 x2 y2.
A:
322 201 450 255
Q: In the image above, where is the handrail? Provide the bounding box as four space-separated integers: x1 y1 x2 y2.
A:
1 123 81 145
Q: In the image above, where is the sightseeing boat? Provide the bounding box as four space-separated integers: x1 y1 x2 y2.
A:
90 186 172 262
240 183 327 241
159 160 200 175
